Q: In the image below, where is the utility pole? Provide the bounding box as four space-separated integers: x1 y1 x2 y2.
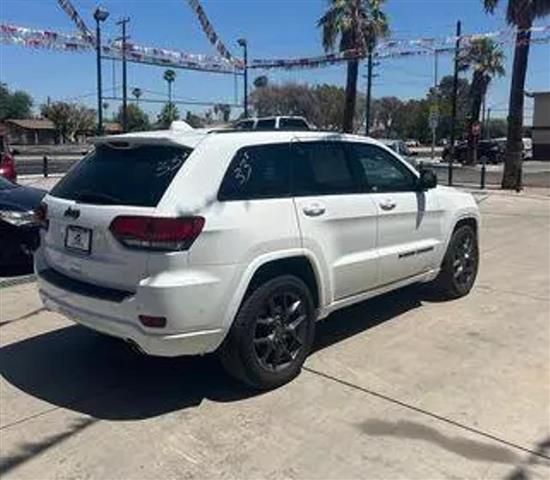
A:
116 17 130 133
486 107 491 140
237 38 248 118
448 20 461 186
430 50 439 160
365 51 374 136
94 7 109 135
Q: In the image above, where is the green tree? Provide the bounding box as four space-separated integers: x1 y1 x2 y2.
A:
41 102 95 143
0 84 33 119
157 102 180 128
163 69 176 106
249 83 320 121
461 38 505 163
214 103 232 122
117 104 150 132
484 0 550 189
428 75 471 142
318 0 389 133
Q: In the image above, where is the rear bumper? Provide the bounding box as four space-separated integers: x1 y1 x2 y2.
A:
35 250 234 357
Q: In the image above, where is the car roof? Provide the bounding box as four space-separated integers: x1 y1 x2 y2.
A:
90 129 385 150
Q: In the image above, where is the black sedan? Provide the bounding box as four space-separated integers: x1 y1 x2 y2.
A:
442 140 504 164
0 176 46 267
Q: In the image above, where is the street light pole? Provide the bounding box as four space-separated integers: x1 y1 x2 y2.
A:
448 20 462 186
238 38 248 118
94 7 109 135
117 17 130 133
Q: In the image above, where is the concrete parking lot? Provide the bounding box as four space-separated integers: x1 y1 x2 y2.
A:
0 189 549 479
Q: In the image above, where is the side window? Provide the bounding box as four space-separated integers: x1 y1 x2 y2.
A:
279 118 309 130
256 119 276 130
218 144 290 200
349 143 417 193
292 142 357 196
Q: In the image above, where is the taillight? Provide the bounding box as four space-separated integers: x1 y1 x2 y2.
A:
35 202 49 230
109 216 205 251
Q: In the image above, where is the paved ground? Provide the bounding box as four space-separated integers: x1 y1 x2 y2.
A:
0 190 549 479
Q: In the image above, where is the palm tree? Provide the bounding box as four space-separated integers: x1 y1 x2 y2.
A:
318 0 389 133
163 69 176 117
132 87 142 105
484 0 550 189
461 38 505 164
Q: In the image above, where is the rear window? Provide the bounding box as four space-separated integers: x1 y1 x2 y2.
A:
256 119 276 130
279 118 309 130
51 143 191 207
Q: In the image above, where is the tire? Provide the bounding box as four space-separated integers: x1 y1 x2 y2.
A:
432 225 479 299
220 275 315 390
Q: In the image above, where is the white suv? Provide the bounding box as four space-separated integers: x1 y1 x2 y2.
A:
35 129 480 389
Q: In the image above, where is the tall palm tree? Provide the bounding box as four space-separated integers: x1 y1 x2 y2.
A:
163 69 177 116
318 0 389 133
132 87 142 105
462 38 505 164
484 0 550 189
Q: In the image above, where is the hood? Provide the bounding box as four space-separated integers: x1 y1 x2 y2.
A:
0 185 46 212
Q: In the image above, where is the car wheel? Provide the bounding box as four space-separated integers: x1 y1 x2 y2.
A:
220 275 315 390
432 225 479 299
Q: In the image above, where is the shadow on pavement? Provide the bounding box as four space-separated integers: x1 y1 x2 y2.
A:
0 286 427 421
359 418 522 465
0 417 98 476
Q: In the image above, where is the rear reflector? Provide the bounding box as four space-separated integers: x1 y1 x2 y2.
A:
138 315 167 328
110 216 204 251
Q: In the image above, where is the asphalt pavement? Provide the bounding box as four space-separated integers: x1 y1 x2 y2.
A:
0 189 549 478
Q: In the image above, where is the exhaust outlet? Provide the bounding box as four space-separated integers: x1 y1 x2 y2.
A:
125 339 145 355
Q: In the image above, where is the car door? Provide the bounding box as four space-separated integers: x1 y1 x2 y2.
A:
291 141 380 302
348 142 443 286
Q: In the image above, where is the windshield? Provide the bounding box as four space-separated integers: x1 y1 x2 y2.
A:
51 143 192 207
0 175 16 190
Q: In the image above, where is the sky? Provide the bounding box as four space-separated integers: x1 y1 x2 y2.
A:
1 0 549 123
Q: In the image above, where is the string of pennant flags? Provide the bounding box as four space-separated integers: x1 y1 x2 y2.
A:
186 0 242 68
0 24 238 74
250 25 550 70
1 22 548 73
56 0 94 43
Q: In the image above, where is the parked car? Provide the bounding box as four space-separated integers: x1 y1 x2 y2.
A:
0 135 17 182
442 140 504 164
494 137 533 160
0 176 45 267
35 129 480 389
379 139 419 169
233 116 311 131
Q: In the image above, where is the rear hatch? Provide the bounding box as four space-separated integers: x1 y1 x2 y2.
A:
41 140 192 291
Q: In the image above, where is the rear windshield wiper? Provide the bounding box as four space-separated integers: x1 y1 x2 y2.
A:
74 190 123 205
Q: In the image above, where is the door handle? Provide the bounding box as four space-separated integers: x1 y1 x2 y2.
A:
303 204 326 217
379 199 396 211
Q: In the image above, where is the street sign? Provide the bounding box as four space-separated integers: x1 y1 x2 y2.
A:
472 122 481 137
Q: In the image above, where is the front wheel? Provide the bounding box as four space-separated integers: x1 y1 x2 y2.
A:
220 275 315 390
432 225 479 299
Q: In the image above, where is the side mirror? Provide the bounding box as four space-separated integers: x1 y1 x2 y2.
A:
417 169 437 191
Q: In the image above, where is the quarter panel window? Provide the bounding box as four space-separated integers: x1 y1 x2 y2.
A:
218 144 290 200
349 143 417 193
291 142 358 196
